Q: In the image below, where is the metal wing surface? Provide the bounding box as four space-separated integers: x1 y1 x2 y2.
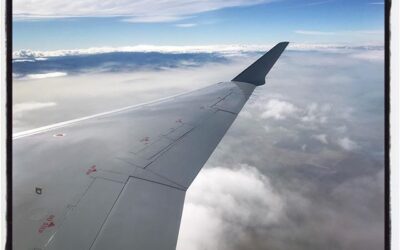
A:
13 42 288 250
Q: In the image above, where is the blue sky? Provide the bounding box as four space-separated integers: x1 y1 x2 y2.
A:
13 0 384 51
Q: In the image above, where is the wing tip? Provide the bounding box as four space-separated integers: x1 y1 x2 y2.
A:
232 41 289 86
277 41 290 47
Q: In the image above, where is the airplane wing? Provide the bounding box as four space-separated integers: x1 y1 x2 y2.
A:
13 42 288 250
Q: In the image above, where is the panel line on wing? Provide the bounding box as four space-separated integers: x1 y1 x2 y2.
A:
130 176 186 191
214 108 239 115
210 91 233 107
87 179 128 250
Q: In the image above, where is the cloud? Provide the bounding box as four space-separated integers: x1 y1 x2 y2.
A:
13 59 35 62
300 102 330 124
175 23 197 28
12 43 384 59
24 72 67 79
11 44 384 81
13 0 272 22
12 52 229 78
14 102 57 113
294 29 384 39
177 165 284 250
260 99 299 120
123 15 190 23
305 0 333 6
312 134 328 144
350 49 384 61
295 30 336 36
13 45 272 59
368 2 384 4
337 137 360 151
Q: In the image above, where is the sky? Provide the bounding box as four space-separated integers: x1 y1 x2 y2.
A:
12 1 385 250
13 0 384 50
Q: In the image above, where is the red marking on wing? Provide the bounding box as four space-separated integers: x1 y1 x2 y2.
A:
86 165 97 175
140 136 150 144
38 215 55 234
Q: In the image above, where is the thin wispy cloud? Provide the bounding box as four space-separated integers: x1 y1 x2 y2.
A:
25 72 67 79
175 23 197 28
295 29 384 38
122 15 190 23
13 0 273 22
305 0 333 6
368 2 384 5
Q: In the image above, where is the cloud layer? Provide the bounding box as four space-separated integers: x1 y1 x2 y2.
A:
13 46 385 249
13 0 271 22
13 43 383 59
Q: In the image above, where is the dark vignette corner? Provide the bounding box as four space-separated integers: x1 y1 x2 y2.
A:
384 1 391 250
6 0 12 248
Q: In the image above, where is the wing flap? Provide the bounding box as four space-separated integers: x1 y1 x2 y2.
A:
90 177 186 250
45 178 125 250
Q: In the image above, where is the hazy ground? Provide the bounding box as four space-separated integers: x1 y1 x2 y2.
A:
13 45 384 250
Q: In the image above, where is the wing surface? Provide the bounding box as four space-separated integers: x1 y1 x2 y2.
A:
13 42 288 250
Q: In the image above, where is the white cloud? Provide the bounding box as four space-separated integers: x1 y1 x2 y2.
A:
175 23 197 28
13 45 275 59
337 137 359 151
13 0 272 22
260 99 299 120
350 49 384 61
301 102 330 124
123 15 190 23
35 57 48 61
14 102 57 113
178 165 284 250
13 59 35 62
12 43 384 59
24 72 67 79
238 109 253 119
312 134 328 144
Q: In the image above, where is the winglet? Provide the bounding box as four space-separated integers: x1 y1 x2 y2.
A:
232 42 289 86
